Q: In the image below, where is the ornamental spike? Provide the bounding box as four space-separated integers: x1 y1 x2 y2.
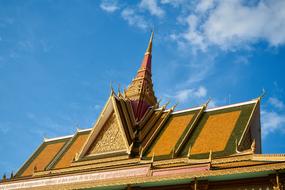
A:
145 31 154 55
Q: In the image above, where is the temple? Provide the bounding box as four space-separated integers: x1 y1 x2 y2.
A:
1 33 285 190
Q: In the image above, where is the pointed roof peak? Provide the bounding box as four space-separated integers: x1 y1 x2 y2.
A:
125 32 157 120
145 31 154 55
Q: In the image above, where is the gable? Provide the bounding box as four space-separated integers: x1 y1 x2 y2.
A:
86 112 127 156
51 130 91 169
191 110 241 154
181 102 257 158
144 108 202 159
146 113 194 157
16 137 70 177
77 95 131 160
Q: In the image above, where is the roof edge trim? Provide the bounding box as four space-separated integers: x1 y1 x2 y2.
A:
205 99 258 112
44 135 74 142
172 106 204 115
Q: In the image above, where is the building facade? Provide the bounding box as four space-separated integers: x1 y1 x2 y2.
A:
0 33 285 190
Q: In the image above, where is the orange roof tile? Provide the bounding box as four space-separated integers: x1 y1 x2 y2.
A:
147 114 194 157
20 140 67 177
53 132 90 169
191 111 241 154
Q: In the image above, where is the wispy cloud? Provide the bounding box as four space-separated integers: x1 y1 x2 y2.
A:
269 97 285 110
160 0 187 7
170 86 207 103
139 0 165 18
261 110 285 137
195 0 214 13
121 8 149 30
100 0 119 13
261 96 285 137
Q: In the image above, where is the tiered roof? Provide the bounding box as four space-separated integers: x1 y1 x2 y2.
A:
125 32 157 120
1 33 284 190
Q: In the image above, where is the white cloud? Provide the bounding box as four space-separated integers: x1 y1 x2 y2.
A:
196 0 214 13
194 86 207 97
182 14 207 51
140 0 165 18
261 110 285 137
176 0 285 50
160 0 187 8
174 86 207 103
100 0 119 13
269 97 285 110
121 8 149 30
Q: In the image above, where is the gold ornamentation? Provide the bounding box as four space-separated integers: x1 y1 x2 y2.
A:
88 113 126 155
273 174 283 190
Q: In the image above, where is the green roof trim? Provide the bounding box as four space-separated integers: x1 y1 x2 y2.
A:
48 130 91 170
144 108 201 160
181 102 257 159
15 137 71 177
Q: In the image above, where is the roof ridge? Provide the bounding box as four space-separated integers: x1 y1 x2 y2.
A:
44 128 92 143
205 99 258 112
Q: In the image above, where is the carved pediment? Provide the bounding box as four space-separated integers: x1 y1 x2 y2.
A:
87 112 126 155
77 95 131 160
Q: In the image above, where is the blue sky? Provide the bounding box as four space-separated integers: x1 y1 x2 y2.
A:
0 0 285 175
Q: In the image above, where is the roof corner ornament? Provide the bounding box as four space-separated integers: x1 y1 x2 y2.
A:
203 98 211 108
110 82 115 96
235 139 241 154
171 147 175 159
154 99 161 109
171 103 178 111
187 144 192 159
2 173 6 181
123 87 128 99
151 152 155 163
10 172 13 180
127 142 134 155
139 148 143 160
208 150 213 163
117 83 122 96
251 139 256 153
74 152 79 162
43 136 48 142
257 88 266 101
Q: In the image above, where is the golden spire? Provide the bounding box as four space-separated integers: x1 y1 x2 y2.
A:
145 31 154 55
125 32 157 121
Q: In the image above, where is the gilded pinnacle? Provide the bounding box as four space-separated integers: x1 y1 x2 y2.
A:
145 31 154 55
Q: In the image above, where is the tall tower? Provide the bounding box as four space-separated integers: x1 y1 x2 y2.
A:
125 32 157 121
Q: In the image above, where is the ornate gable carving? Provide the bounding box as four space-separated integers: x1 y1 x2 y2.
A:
87 112 126 155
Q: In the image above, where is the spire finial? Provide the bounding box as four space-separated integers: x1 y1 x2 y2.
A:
145 31 154 55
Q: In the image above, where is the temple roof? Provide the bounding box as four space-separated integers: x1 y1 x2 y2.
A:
13 97 262 179
2 34 283 190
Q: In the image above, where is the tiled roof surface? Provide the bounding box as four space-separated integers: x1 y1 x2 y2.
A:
17 138 69 177
191 110 241 154
14 99 259 179
146 113 194 157
181 102 257 158
53 131 90 169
